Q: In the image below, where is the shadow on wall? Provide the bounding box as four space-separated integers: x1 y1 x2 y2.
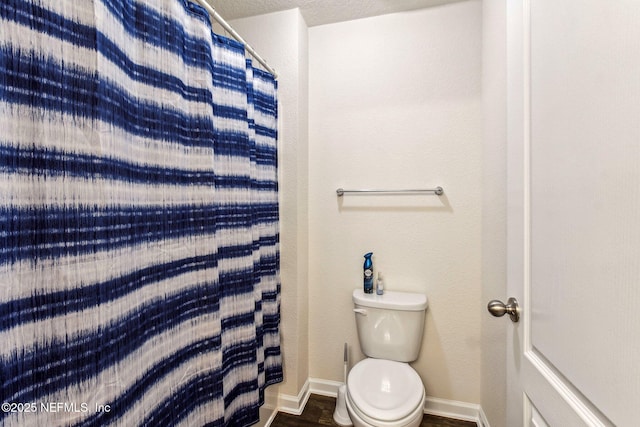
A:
337 192 453 213
417 308 453 398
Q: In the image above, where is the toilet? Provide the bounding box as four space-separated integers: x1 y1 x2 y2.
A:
346 289 428 427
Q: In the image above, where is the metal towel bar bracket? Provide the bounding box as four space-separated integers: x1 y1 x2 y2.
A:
336 186 444 197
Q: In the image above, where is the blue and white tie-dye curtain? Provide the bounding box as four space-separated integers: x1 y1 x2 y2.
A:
0 0 282 426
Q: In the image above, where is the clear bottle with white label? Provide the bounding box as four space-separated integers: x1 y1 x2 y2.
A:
376 271 384 295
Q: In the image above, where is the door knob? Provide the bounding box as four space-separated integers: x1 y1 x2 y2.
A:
487 297 520 322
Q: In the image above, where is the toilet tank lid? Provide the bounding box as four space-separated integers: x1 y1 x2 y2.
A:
352 289 428 311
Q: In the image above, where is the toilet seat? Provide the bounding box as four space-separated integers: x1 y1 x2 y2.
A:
347 358 425 425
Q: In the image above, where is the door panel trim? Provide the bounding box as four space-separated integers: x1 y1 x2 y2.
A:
523 352 613 427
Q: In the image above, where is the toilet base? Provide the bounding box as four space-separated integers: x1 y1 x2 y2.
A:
345 388 424 427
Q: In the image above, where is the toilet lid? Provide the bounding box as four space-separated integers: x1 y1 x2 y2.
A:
347 358 424 422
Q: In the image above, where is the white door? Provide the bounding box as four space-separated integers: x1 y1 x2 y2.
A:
504 1 640 426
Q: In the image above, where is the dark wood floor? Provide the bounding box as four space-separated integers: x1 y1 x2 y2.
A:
270 394 477 427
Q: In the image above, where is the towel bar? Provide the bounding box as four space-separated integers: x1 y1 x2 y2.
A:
336 186 444 197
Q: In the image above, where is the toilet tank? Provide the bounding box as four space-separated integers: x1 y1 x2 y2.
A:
353 289 428 362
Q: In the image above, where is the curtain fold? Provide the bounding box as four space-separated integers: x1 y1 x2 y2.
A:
0 0 281 426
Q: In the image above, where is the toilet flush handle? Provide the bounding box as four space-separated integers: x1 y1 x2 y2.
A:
353 308 368 316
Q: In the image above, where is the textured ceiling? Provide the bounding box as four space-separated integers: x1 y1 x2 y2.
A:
204 0 463 27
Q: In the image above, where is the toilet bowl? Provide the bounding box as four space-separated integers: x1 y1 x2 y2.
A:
346 358 425 427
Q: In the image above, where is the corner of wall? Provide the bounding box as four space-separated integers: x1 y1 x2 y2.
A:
480 1 508 426
294 7 310 389
228 7 310 399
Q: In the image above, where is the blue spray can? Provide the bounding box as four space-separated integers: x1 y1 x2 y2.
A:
363 252 374 294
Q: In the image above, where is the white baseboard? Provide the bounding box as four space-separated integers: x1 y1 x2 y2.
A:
478 406 491 427
424 396 485 426
255 405 278 427
266 377 489 427
253 389 280 427
274 378 311 416
309 377 342 397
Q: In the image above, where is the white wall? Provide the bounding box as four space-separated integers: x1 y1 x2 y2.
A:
308 0 483 404
481 0 507 425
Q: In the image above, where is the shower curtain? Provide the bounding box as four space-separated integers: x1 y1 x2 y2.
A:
0 0 282 426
